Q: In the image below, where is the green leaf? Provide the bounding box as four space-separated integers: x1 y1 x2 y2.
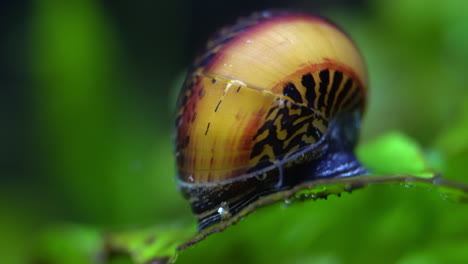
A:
357 132 434 177
433 97 468 157
35 224 196 264
35 131 468 264
105 225 195 264
35 225 104 264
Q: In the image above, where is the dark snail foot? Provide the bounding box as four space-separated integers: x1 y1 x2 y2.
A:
285 109 367 181
305 109 367 179
302 150 367 179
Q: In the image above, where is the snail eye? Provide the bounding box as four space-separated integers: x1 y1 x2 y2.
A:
175 11 368 231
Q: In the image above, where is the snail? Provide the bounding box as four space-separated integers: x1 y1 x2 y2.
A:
175 11 368 231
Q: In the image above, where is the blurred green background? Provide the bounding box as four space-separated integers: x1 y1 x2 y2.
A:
1 0 467 263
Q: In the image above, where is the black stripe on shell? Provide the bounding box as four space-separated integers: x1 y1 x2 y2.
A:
282 82 303 103
335 78 353 113
326 71 343 117
301 73 316 108
318 69 330 111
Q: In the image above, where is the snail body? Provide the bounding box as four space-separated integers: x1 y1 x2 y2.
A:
175 11 367 231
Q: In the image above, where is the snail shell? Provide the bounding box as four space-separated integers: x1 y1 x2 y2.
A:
175 11 367 231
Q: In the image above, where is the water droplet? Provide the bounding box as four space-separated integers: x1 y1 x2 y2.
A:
295 193 310 200
188 174 194 182
433 175 443 186
344 184 353 193
217 202 231 221
404 183 413 188
283 199 292 207
295 194 302 200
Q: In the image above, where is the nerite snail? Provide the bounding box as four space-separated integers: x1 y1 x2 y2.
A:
175 11 368 231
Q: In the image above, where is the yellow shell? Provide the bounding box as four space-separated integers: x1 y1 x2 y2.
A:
175 11 367 230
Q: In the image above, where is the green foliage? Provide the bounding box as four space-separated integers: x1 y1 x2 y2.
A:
357 132 434 177
31 0 187 226
3 0 468 263
105 225 195 263
35 132 468 263
35 225 104 264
